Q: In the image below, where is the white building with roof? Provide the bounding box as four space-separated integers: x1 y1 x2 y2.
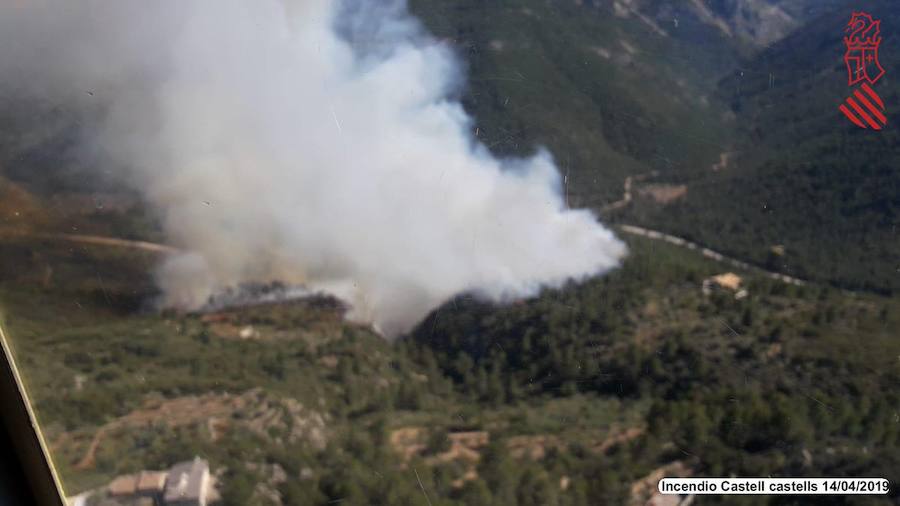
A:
163 457 210 506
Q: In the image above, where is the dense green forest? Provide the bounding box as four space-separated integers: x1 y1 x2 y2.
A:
406 0 739 205
407 0 898 294
623 0 899 294
2 230 898 504
1 0 898 504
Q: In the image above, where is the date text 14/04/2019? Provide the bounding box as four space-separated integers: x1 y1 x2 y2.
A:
658 477 891 495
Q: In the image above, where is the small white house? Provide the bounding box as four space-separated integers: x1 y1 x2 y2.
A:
163 457 210 506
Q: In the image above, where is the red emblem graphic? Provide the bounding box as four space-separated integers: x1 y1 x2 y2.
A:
839 12 887 130
844 12 885 85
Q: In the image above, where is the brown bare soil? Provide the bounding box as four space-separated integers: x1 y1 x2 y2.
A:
73 390 327 470
637 184 687 204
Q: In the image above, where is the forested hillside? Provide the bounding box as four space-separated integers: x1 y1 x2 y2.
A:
407 0 739 204
4 231 899 505
628 0 899 293
1 1 898 505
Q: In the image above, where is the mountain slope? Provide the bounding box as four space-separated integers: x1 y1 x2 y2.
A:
407 0 740 205
4 228 899 505
629 0 899 293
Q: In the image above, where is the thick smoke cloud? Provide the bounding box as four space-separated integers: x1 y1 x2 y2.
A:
0 0 626 336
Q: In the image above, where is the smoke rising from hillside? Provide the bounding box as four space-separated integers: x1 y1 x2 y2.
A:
0 0 626 335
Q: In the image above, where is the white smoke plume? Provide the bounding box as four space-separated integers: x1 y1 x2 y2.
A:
0 0 626 336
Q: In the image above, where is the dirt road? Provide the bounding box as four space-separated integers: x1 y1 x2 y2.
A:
600 171 805 286
617 224 805 286
0 229 179 254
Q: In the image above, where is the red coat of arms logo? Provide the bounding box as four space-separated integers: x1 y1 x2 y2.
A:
839 12 887 130
844 12 885 86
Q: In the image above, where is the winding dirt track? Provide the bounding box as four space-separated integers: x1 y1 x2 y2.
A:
0 229 180 254
599 171 659 212
616 224 806 286
602 173 806 286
